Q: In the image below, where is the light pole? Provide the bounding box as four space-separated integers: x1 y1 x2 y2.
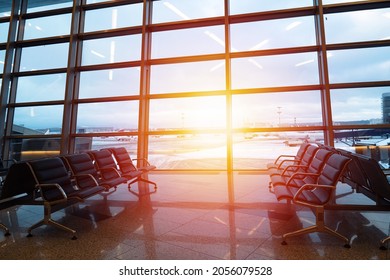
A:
277 107 282 126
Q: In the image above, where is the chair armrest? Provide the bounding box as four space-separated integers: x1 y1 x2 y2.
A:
132 158 152 166
293 184 336 207
273 155 295 164
73 174 99 188
119 162 137 171
99 167 120 174
281 165 307 176
36 183 68 204
285 172 319 187
277 159 299 169
99 167 122 179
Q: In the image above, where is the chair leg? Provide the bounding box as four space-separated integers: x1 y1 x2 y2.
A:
282 207 350 248
0 223 10 236
27 204 77 240
380 236 390 250
282 225 318 244
138 177 157 189
128 176 157 189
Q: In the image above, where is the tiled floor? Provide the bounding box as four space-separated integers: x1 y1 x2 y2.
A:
0 172 389 260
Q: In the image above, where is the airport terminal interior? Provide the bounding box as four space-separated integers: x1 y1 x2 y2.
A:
1 0 390 260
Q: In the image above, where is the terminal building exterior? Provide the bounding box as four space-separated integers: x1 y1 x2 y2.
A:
383 92 390 124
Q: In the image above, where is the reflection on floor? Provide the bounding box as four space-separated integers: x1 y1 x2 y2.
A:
0 172 389 260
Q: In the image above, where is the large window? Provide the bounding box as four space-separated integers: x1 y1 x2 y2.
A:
76 101 139 132
150 96 226 130
230 16 316 52
0 50 5 74
331 87 390 125
0 22 9 42
327 47 390 84
229 0 313 15
81 35 142 66
78 68 140 98
12 105 64 135
24 14 71 40
150 60 226 94
232 91 323 128
1 0 390 170
15 74 66 102
324 8 390 44
151 26 225 58
20 43 69 71
231 52 319 89
84 4 143 32
152 0 224 23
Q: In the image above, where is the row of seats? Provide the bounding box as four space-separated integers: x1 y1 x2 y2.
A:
267 142 390 249
0 147 156 239
267 143 352 247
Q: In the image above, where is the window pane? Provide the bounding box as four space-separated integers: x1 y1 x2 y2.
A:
148 134 227 169
325 9 390 44
0 50 5 74
327 47 390 83
150 60 225 94
152 0 224 23
0 2 12 16
150 96 226 130
0 22 9 42
75 136 137 153
76 101 139 133
231 52 319 89
20 43 69 71
27 0 72 12
233 131 324 169
231 16 316 52
232 91 322 128
230 0 313 15
84 4 143 32
331 87 390 125
79 68 140 99
24 14 71 40
81 35 142 65
152 25 225 58
334 128 390 167
16 74 66 103
12 105 64 135
9 138 61 162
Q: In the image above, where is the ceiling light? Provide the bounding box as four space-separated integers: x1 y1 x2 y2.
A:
295 59 314 67
163 2 190 20
249 39 270 51
91 50 105 58
286 21 302 31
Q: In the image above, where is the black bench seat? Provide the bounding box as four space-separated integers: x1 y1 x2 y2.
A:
26 157 105 239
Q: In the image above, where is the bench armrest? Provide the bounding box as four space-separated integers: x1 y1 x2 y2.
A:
281 164 307 176
132 158 153 167
73 174 99 188
286 172 319 187
36 183 68 204
293 184 336 207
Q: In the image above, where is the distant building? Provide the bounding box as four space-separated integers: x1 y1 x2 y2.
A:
382 92 390 123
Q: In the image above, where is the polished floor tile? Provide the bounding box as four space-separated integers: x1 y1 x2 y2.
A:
0 172 389 260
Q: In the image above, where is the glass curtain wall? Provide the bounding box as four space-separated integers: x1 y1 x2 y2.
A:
1 0 390 170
